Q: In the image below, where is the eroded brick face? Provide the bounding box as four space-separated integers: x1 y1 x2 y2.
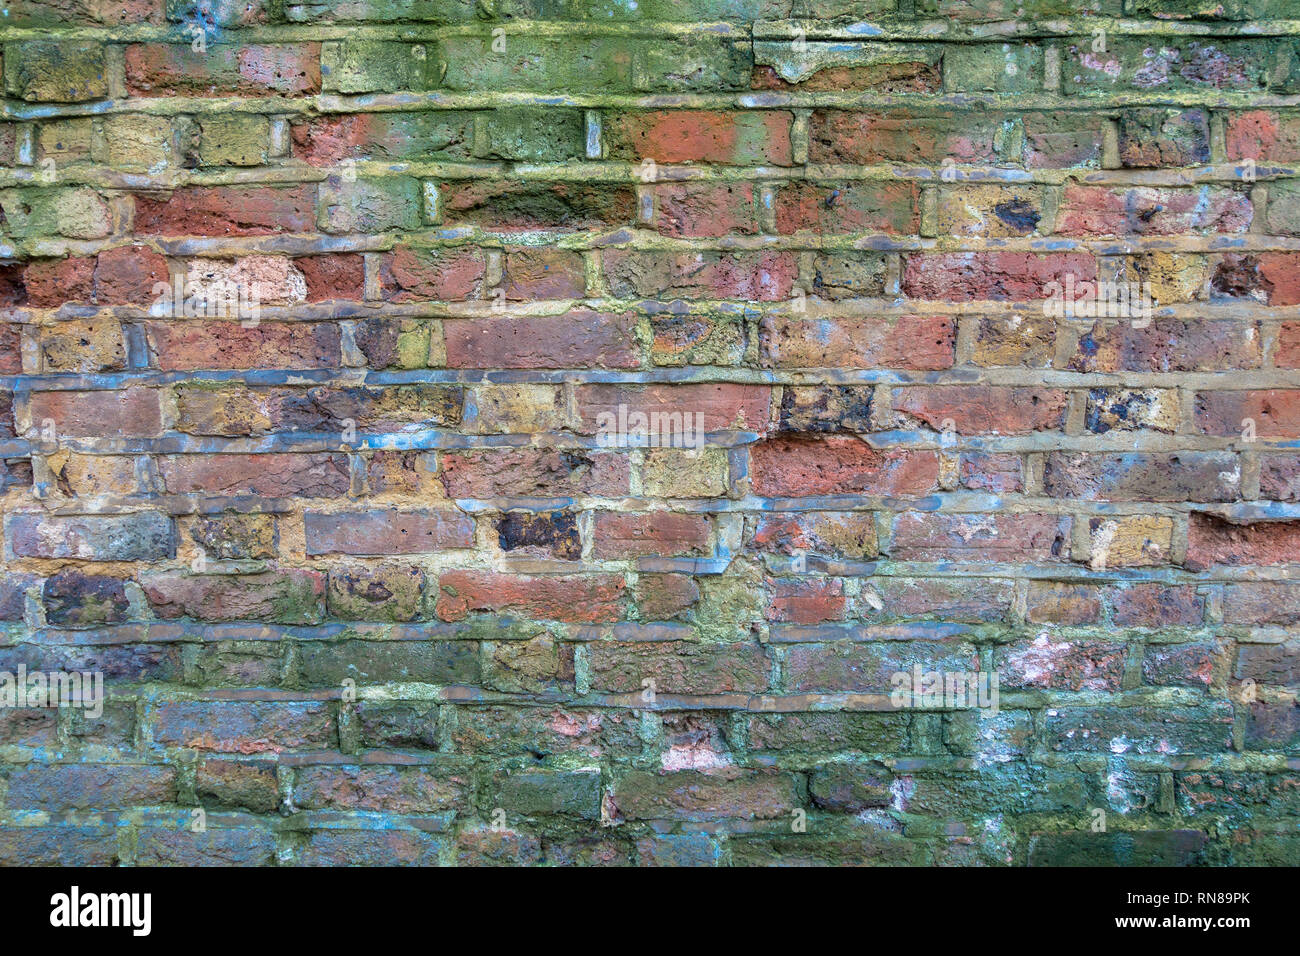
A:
0 0 1296 870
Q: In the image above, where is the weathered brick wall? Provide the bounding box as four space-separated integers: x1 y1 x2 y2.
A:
0 0 1296 867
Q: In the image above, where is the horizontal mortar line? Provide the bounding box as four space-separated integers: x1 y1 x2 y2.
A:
4 553 1298 593
18 230 1300 260
7 366 1300 391
0 682 1269 728
0 21 754 42
5 430 1297 457
0 761 1284 791
7 491 1300 523
6 16 1300 43
315 91 1300 112
9 89 1300 121
0 617 1265 646
1 493 469 516
11 295 1300 324
11 432 766 455
745 495 1300 522
12 296 1300 325
0 676 1255 713
8 161 1297 192
764 623 1185 644
0 811 460 830
0 97 316 121
754 16 1300 39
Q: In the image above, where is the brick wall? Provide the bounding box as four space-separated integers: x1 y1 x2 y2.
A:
0 0 1297 866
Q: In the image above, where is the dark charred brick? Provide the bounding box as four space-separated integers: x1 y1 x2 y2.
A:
496 510 581 559
42 569 131 628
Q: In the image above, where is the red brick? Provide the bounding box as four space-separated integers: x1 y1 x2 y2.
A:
290 112 472 166
774 181 919 235
0 265 24 308
5 765 176 811
1025 582 1102 625
142 569 325 623
297 830 443 866
1070 319 1262 372
809 109 999 165
439 448 629 498
635 574 700 619
158 453 350 497
1056 185 1252 236
126 43 321 96
1110 584 1205 627
863 576 1013 623
1254 253 1300 306
893 386 1067 435
134 185 315 237
757 61 940 93
903 252 1096 301
1143 643 1221 688
135 829 276 866
196 759 279 813
960 453 1023 493
997 635 1126 692
445 311 638 369
890 513 1070 562
591 512 711 559
603 249 797 301
296 254 364 301
1261 454 1300 501
586 640 768 695
751 512 879 560
1223 583 1300 625
24 257 95 307
1275 323 1300 369
94 245 170 304
0 324 18 374
502 247 586 300
1186 514 1300 570
440 181 635 232
614 769 794 821
1235 644 1300 687
653 182 758 238
605 110 793 166
294 765 466 812
750 436 939 497
304 509 475 555
26 386 162 438
1196 390 1300 439
437 571 625 623
152 701 335 753
766 577 846 624
1226 110 1300 163
5 0 163 26
784 640 978 694
761 313 954 370
146 321 341 370
1044 452 1240 503
576 383 770 434
380 246 486 301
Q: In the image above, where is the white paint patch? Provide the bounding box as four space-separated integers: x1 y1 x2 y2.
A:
661 741 732 772
890 776 915 812
1005 632 1071 687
